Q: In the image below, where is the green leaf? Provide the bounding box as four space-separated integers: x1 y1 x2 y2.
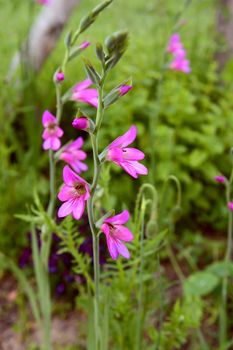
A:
206 261 233 278
184 271 219 297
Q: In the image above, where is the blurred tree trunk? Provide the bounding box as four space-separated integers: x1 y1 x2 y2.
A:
216 0 233 69
8 0 80 79
28 0 80 71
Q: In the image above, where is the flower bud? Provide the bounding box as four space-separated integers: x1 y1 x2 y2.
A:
79 41 91 50
214 175 226 183
72 117 94 133
171 205 182 222
119 85 132 96
55 72 65 82
146 220 158 238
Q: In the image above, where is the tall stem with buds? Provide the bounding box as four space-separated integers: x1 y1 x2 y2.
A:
86 81 104 350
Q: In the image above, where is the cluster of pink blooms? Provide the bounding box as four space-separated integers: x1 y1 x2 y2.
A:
167 33 191 73
42 64 145 259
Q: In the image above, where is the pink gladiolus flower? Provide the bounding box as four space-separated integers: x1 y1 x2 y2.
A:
119 85 132 96
168 33 191 73
58 165 90 220
214 175 226 183
101 210 133 260
228 202 233 211
71 79 98 108
59 137 88 174
56 72 65 82
107 125 148 179
72 117 89 131
167 33 183 53
42 111 63 151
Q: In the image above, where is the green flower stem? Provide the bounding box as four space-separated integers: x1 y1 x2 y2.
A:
38 72 64 350
135 197 146 350
220 166 233 346
87 83 105 350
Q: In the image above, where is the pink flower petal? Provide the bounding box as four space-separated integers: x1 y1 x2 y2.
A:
43 138 52 150
122 147 145 160
71 137 84 149
114 225 133 241
50 137 61 151
84 185 91 200
101 223 110 236
73 79 93 92
58 185 74 201
109 125 137 149
119 161 138 178
42 110 56 127
63 165 82 186
106 236 119 260
56 126 64 137
72 89 99 108
42 129 50 139
58 200 74 218
115 239 130 259
107 147 123 162
71 161 88 174
105 210 130 225
72 198 85 220
130 161 148 175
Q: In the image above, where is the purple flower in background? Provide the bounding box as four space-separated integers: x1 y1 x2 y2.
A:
101 210 133 260
71 79 98 108
19 247 32 268
107 125 148 178
42 111 63 151
49 254 58 273
56 283 65 295
59 137 88 174
214 175 226 184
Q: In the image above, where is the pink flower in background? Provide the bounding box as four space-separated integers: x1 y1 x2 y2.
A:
168 32 191 73
101 210 133 260
71 79 98 108
58 166 90 220
167 33 183 53
42 111 63 151
214 175 226 183
36 0 50 5
228 202 233 211
72 117 90 131
59 137 88 174
170 52 191 73
107 125 148 179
